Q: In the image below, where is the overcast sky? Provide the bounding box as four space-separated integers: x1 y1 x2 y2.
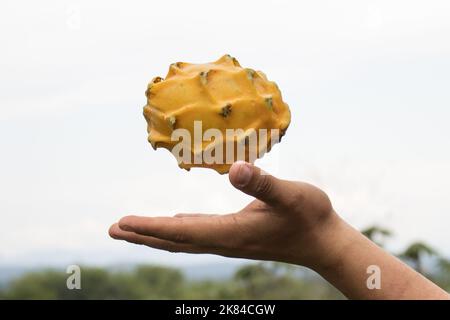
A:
1 0 449 268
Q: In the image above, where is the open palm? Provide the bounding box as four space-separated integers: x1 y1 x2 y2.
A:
109 161 336 268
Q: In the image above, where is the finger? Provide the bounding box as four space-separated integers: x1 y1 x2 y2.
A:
117 214 241 248
174 213 218 218
228 161 304 208
109 223 206 254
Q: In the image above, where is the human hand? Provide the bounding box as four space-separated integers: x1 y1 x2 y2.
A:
109 161 342 269
109 161 450 299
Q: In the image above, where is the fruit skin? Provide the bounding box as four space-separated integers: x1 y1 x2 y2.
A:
143 55 291 174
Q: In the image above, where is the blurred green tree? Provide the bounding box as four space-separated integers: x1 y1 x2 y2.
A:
1 270 66 299
399 242 438 275
361 225 393 247
1 266 185 300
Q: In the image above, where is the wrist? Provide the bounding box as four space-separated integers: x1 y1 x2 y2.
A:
299 211 355 272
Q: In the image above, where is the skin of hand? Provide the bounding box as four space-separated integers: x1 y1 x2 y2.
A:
109 161 449 300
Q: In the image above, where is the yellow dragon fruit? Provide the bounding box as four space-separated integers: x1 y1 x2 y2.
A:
143 55 291 174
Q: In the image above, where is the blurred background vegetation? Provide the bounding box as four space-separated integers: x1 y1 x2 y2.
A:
1 225 449 299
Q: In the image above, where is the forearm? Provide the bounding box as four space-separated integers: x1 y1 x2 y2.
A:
307 213 449 300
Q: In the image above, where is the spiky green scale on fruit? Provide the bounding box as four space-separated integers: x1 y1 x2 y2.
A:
245 68 255 80
167 116 177 129
146 76 164 97
169 64 178 73
265 96 273 110
225 54 240 66
152 76 163 83
220 103 232 117
200 71 209 85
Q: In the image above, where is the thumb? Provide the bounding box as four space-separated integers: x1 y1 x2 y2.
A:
229 161 298 208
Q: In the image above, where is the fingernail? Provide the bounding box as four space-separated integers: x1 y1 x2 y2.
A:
235 161 252 187
120 224 133 232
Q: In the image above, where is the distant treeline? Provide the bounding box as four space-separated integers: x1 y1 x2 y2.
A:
1 226 449 299
0 263 344 299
